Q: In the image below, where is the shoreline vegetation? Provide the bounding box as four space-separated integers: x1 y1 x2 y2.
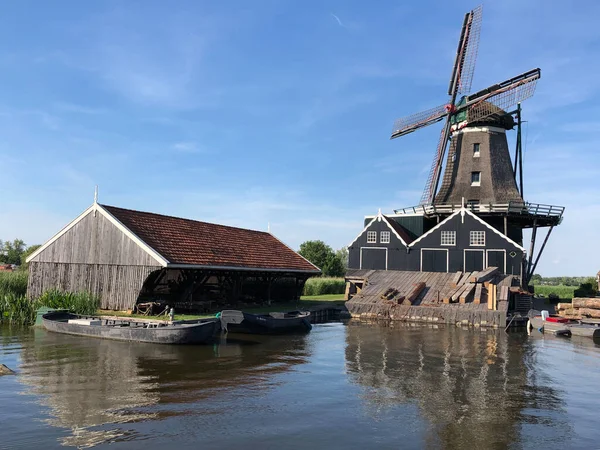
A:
1 272 346 326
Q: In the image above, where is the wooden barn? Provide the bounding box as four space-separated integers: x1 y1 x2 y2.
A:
26 202 320 311
348 206 525 277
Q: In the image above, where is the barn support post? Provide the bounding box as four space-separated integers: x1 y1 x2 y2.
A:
526 225 555 285
513 103 524 197
527 219 538 283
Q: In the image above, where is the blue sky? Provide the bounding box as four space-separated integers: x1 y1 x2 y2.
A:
0 0 598 276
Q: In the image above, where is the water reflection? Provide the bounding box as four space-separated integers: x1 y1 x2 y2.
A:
17 330 310 448
344 321 571 449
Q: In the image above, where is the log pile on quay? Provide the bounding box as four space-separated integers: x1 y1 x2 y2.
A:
556 298 600 319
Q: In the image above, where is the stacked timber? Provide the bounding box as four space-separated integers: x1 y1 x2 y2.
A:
442 267 499 309
557 297 600 318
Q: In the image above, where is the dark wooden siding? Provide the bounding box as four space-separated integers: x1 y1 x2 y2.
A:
350 212 523 276
30 211 161 266
411 213 523 275
348 218 408 270
28 262 160 310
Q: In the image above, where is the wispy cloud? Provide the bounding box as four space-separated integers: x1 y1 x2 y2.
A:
330 13 344 27
171 141 203 153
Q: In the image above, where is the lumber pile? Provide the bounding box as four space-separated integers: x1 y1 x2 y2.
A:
557 297 600 318
442 267 499 307
379 282 426 306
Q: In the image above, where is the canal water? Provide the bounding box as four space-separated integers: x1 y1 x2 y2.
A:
1 322 599 449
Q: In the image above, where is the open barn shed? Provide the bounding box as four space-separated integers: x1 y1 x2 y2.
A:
26 202 320 311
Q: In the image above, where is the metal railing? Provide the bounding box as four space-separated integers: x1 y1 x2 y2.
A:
393 201 564 218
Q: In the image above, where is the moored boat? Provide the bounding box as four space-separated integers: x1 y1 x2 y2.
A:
528 312 600 339
220 310 312 334
42 311 220 344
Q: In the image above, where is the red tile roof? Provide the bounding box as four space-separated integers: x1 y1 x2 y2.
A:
101 204 320 273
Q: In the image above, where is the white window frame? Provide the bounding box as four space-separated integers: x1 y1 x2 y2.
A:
473 143 480 158
470 230 486 246
367 231 377 244
440 230 456 246
380 231 390 244
471 171 481 186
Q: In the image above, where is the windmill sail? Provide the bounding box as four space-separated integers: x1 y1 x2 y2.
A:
420 123 451 205
391 104 449 139
466 68 540 123
455 5 482 96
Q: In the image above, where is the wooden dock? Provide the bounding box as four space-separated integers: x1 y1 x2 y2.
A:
345 269 520 328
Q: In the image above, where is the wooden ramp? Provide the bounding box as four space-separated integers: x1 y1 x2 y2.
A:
345 269 519 328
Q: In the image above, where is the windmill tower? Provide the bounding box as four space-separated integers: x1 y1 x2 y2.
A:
387 5 562 285
391 6 539 207
347 6 564 287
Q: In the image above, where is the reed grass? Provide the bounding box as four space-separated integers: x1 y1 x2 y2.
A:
0 271 28 297
37 289 100 316
0 293 38 325
303 277 345 296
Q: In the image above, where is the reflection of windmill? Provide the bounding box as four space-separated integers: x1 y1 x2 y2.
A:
391 6 539 206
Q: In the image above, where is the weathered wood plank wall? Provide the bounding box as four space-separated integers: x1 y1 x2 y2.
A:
30 211 161 266
28 262 160 310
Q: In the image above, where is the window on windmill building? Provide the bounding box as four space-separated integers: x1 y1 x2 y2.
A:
473 143 480 157
470 231 485 246
441 231 456 246
380 231 390 244
471 171 481 186
367 231 377 243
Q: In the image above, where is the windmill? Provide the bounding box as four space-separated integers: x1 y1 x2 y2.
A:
390 5 540 206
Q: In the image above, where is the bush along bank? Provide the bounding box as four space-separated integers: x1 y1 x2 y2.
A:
303 277 345 296
1 289 100 326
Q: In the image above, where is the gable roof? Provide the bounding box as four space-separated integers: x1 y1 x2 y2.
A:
408 207 526 251
348 210 412 247
27 203 320 273
100 204 320 272
383 216 414 244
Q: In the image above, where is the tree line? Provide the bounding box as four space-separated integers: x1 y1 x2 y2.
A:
530 274 597 287
298 240 347 277
0 239 41 268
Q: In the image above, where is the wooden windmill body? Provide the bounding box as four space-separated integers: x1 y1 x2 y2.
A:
347 6 564 287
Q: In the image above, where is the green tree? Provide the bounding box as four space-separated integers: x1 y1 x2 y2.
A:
298 240 346 276
20 244 41 270
336 247 348 270
299 240 334 271
1 239 26 265
323 253 345 277
530 273 542 285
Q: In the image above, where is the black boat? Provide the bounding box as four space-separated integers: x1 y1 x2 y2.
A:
219 310 312 334
42 311 220 344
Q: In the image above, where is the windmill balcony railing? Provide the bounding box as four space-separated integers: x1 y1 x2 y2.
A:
393 201 565 218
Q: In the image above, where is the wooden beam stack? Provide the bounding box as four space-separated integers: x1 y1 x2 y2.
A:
442 267 499 306
557 297 600 318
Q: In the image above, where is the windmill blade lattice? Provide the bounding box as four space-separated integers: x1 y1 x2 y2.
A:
391 104 449 139
420 125 450 205
467 74 539 123
455 5 482 96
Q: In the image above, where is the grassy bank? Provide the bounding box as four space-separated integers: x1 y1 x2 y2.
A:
0 270 346 325
534 285 577 300
99 294 346 321
1 272 101 326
